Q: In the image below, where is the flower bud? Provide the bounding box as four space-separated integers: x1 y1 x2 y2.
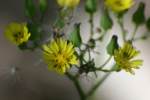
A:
57 0 80 8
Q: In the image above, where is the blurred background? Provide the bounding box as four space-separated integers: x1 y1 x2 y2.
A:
0 0 150 100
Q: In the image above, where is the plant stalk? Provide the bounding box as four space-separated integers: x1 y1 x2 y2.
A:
66 72 86 100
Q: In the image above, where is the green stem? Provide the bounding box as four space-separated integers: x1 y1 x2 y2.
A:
66 72 86 100
117 17 126 42
98 56 112 69
86 65 116 97
87 72 111 97
133 34 150 41
95 68 116 72
131 25 138 41
40 12 45 24
89 13 94 39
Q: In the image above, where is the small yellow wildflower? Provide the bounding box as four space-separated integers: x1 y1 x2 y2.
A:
57 0 80 8
4 22 31 45
114 42 143 74
42 38 78 74
105 0 134 13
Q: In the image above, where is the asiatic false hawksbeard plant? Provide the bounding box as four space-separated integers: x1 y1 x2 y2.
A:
4 0 150 100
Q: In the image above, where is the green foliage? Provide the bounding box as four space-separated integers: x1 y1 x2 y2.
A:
39 0 48 14
132 2 145 26
85 0 97 14
25 0 36 18
55 18 65 29
100 9 113 31
69 23 82 47
146 17 150 31
107 35 119 55
27 23 41 41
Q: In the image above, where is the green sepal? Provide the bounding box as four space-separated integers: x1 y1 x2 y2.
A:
69 23 82 47
107 35 119 55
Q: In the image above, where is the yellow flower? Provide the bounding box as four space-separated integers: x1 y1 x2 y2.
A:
4 22 31 45
105 0 134 12
114 42 143 74
42 38 78 74
57 0 80 8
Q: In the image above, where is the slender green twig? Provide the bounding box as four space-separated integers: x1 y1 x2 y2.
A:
117 17 126 42
86 64 116 97
89 13 94 39
98 56 112 69
95 68 116 72
40 12 45 23
66 72 86 100
133 34 150 41
131 25 138 41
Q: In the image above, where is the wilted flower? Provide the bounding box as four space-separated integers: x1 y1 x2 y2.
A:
4 22 31 45
42 38 78 74
57 0 80 8
105 0 134 13
114 42 143 74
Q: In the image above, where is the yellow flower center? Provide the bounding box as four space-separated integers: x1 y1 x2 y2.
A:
14 32 24 42
42 38 78 74
55 53 66 66
114 0 123 7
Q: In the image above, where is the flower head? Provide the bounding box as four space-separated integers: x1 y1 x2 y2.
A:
105 0 134 13
57 0 80 8
42 38 78 74
4 22 31 45
114 42 143 74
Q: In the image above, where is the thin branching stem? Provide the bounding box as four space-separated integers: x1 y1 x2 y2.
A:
131 25 138 41
66 72 86 100
117 17 126 42
86 64 116 97
89 13 94 39
98 56 112 69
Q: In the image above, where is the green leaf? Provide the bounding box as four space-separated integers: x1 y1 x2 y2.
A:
100 9 113 31
69 23 82 47
146 17 150 31
25 0 36 18
107 35 119 55
39 0 48 14
132 2 145 26
55 18 65 29
85 0 97 14
27 23 41 41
